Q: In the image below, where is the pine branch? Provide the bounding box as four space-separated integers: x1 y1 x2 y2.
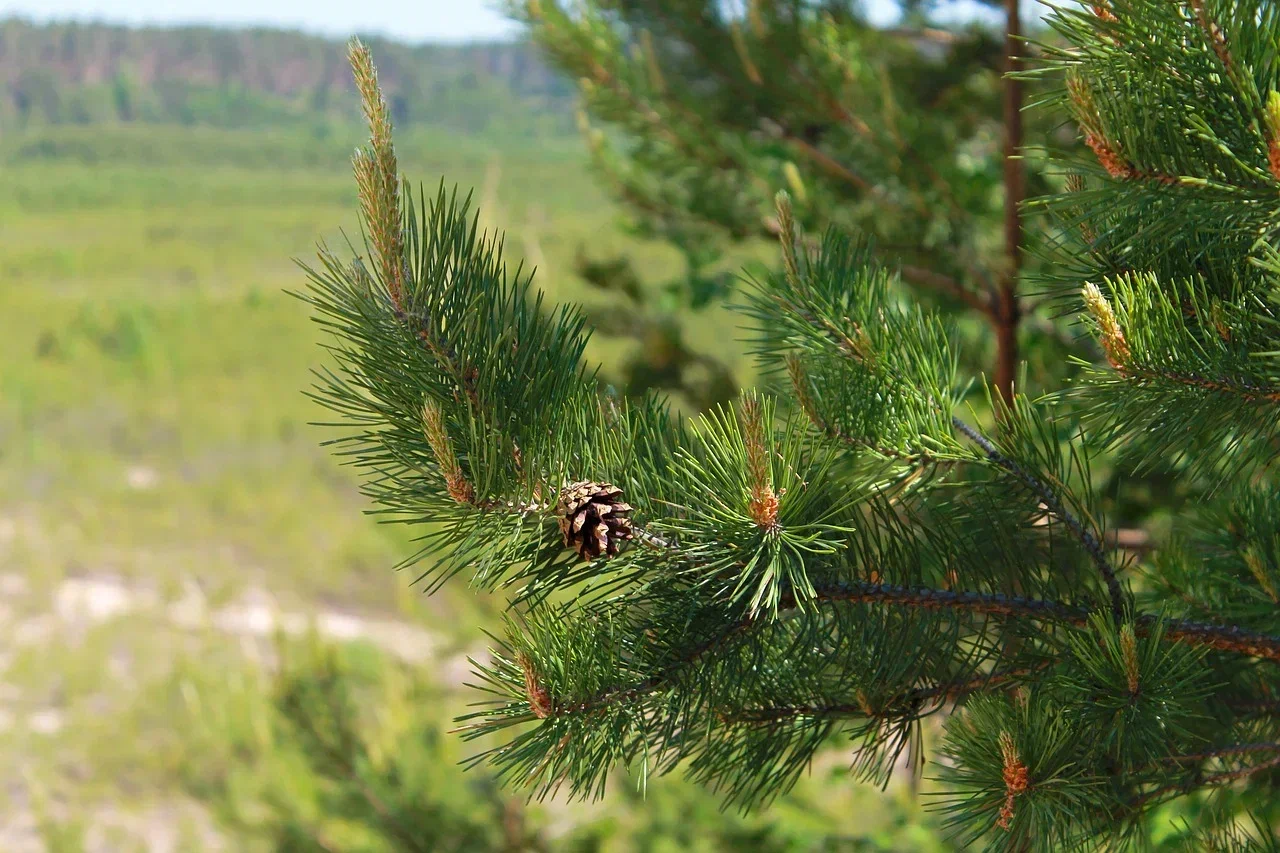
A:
1160 742 1280 764
898 264 992 315
1117 365 1280 405
951 416 1126 621
1130 752 1280 810
510 569 1280 731
760 195 991 318
785 355 939 465
728 666 1044 724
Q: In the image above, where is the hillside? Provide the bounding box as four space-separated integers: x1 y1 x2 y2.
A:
0 18 576 135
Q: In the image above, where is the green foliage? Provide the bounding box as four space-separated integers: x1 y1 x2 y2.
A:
512 0 1077 405
1057 615 1214 770
1031 0 1280 483
937 692 1099 850
742 223 961 458
661 396 855 614
304 1 1280 847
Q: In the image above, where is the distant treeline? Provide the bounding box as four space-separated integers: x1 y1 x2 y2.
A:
0 18 576 135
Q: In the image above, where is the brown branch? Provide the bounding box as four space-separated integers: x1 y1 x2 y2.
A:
782 133 874 194
512 572 1280 732
727 666 1043 724
1117 364 1280 404
807 583 1280 666
1159 742 1280 764
1131 751 1280 809
951 417 1127 621
899 264 992 315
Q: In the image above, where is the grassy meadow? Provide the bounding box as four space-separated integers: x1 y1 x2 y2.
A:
0 122 948 849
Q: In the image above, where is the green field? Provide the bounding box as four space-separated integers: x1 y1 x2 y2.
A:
0 123 951 849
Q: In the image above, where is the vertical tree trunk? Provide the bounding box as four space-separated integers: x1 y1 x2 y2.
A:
996 0 1024 405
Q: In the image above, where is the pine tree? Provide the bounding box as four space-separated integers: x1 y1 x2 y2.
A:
304 3 1280 846
508 0 1052 407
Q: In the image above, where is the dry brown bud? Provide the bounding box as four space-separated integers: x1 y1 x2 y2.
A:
1120 623 1140 696
997 731 1029 831
741 394 780 530
518 653 554 719
1266 91 1280 182
422 400 475 505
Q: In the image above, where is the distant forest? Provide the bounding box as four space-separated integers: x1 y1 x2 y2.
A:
0 18 576 135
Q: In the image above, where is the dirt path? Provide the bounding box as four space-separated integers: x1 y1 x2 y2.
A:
0 571 481 852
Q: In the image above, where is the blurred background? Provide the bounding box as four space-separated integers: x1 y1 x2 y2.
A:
0 0 1033 849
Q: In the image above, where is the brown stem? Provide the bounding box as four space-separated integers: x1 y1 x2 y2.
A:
996 0 1024 406
783 133 874 194
512 575 1280 731
899 264 991 315
1117 364 1280 404
1131 751 1280 809
951 417 1127 621
728 666 1042 724
1159 742 1280 764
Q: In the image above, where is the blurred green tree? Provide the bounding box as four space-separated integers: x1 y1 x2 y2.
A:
508 0 1073 409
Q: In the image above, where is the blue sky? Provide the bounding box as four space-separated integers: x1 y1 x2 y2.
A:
0 0 1002 42
0 0 523 42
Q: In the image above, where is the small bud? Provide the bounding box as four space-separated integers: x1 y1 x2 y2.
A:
518 653 554 719
774 191 803 291
1084 133 1134 180
1081 282 1131 368
997 731 1029 831
423 399 475 505
1068 73 1134 180
741 393 780 530
1265 90 1280 181
1244 546 1278 603
786 355 825 433
782 162 807 203
1119 623 1140 696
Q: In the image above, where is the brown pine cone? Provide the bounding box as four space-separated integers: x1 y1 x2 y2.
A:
557 480 634 560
